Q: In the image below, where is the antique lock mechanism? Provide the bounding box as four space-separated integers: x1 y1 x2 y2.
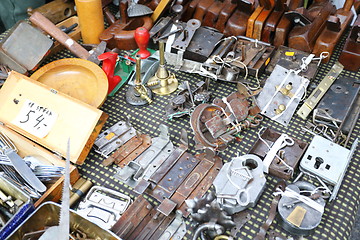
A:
257 64 310 126
213 154 266 214
277 181 326 236
190 88 262 151
299 135 358 201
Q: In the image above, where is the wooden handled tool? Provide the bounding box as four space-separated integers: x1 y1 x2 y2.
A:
30 11 90 59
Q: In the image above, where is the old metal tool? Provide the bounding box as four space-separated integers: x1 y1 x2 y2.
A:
314 76 360 135
29 12 106 64
339 14 360 72
147 41 178 95
172 19 201 52
299 135 358 201
213 154 266 214
165 80 211 119
297 61 344 120
254 181 286 240
265 46 321 80
249 128 308 179
191 89 262 151
277 181 326 235
114 124 174 187
312 0 355 63
0 132 46 193
77 186 132 229
186 192 236 239
99 0 153 50
127 0 153 17
125 56 153 106
69 177 93 207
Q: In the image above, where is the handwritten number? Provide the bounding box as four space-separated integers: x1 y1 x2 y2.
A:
20 110 35 123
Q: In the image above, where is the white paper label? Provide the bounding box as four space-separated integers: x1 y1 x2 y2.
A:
13 100 58 138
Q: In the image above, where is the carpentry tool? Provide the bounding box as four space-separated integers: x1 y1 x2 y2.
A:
224 0 255 37
98 51 122 94
147 41 178 95
29 12 106 64
287 0 336 52
125 56 153 105
297 61 344 120
99 0 153 50
69 177 93 207
135 27 151 59
38 138 71 240
0 132 46 193
27 0 76 24
339 14 360 72
312 0 355 63
128 0 153 17
261 0 286 43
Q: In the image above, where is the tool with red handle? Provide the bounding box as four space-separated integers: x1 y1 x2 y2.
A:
134 27 151 59
98 52 122 94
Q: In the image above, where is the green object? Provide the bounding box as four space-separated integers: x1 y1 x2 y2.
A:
108 48 157 97
0 0 45 30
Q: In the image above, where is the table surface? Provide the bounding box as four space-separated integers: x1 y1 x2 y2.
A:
1 13 360 240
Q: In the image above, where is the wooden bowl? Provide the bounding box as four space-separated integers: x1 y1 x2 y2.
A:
31 58 108 107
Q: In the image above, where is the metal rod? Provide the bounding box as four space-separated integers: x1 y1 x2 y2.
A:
159 40 165 65
135 56 141 86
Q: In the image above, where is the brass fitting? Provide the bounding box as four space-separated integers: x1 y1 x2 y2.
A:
147 41 178 95
275 104 286 115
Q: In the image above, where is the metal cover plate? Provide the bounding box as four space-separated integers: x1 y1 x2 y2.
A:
257 65 309 126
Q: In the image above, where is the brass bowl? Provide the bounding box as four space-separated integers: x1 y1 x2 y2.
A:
31 58 108 108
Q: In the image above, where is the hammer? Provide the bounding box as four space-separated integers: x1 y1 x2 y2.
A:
29 11 106 64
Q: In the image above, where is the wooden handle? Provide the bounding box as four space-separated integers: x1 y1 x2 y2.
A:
30 11 90 59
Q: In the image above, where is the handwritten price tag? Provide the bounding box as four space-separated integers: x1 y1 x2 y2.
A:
13 100 58 138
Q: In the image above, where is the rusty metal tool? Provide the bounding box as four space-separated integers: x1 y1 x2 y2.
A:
29 11 106 64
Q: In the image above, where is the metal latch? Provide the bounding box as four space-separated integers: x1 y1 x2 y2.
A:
94 119 136 157
114 124 174 188
77 186 132 229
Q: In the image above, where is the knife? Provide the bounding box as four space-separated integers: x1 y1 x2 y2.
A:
4 149 47 193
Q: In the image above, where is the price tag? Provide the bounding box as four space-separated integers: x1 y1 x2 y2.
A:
13 100 58 138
